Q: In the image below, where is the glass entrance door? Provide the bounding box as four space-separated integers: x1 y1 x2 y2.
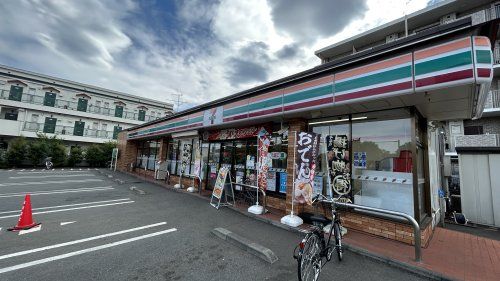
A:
206 143 221 190
233 141 247 190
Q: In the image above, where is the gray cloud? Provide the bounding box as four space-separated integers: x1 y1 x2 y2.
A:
228 41 271 86
269 0 368 43
276 43 302 60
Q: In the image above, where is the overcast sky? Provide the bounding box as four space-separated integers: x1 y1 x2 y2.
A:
0 0 438 111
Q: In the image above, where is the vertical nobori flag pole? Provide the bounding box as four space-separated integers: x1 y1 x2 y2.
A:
248 128 266 215
281 131 303 227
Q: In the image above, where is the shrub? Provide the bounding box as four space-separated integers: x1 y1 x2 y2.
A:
68 146 84 167
6 137 28 167
27 133 67 167
27 140 49 166
85 141 117 167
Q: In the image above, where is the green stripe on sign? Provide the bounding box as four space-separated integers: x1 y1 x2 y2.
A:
247 96 282 112
283 84 332 104
188 116 203 124
223 104 249 117
335 65 411 93
415 51 472 76
476 50 492 64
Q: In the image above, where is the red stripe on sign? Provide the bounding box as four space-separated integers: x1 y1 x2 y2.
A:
477 68 491 78
415 69 473 87
335 81 412 102
283 97 332 111
248 107 282 118
223 114 248 122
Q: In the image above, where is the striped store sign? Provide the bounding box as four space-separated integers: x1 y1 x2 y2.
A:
223 99 249 122
414 37 474 90
473 36 493 83
335 54 413 103
283 75 333 112
129 36 493 139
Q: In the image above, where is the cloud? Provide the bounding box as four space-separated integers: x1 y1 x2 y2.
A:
269 0 368 43
0 0 436 112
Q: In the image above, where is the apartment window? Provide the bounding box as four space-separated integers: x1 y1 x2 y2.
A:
44 92 57 107
5 111 18 120
138 109 146 121
94 100 102 113
113 125 122 139
115 105 123 118
8 85 23 101
464 126 483 135
73 121 85 136
43 117 57 134
77 98 88 112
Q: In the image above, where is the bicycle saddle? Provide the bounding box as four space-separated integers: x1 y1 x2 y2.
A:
310 215 331 226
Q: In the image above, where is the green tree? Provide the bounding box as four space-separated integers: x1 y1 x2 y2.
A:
68 146 84 167
0 149 7 169
6 137 28 167
27 139 49 166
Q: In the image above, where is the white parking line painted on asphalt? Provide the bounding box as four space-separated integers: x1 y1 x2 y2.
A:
60 221 76 226
0 179 103 187
0 222 168 261
18 225 42 235
0 228 177 274
0 186 114 198
0 201 133 220
9 174 95 179
0 198 131 215
15 170 90 174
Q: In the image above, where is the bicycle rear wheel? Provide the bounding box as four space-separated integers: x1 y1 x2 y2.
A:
334 223 343 261
298 232 322 281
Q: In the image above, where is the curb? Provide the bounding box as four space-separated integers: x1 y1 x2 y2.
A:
211 227 278 264
115 170 455 280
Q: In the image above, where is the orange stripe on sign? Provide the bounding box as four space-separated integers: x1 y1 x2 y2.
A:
223 99 248 109
335 54 412 81
187 112 203 119
414 37 470 60
250 89 283 102
284 75 333 95
474 36 490 47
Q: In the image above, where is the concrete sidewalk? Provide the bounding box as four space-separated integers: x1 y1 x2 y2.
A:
116 170 500 281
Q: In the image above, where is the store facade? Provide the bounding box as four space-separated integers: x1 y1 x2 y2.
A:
118 35 493 245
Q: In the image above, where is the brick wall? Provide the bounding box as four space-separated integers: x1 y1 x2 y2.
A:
117 131 138 172
341 211 433 246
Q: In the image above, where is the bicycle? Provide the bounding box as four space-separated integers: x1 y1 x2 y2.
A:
44 157 53 170
293 193 344 281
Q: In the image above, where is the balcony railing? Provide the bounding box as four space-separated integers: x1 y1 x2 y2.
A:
0 89 160 122
22 121 115 140
471 5 500 25
485 90 500 110
455 134 499 148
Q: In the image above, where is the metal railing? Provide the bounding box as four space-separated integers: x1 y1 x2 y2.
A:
0 89 159 122
334 201 422 262
21 121 115 140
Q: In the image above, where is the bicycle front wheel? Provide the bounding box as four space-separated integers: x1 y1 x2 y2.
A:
334 223 343 261
298 232 322 281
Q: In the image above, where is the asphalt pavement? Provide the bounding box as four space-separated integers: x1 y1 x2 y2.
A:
0 168 430 281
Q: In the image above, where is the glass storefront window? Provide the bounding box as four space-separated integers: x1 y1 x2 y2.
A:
207 143 221 190
167 141 178 175
352 109 414 217
135 140 159 171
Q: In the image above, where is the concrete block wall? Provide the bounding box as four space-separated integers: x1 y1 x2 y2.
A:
464 116 500 135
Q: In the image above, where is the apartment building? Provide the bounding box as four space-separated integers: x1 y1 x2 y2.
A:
0 65 173 149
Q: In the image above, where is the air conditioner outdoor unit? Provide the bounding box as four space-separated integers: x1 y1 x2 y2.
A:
440 13 456 24
385 33 398 43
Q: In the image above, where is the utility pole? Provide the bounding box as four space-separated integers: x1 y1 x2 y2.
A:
170 92 183 112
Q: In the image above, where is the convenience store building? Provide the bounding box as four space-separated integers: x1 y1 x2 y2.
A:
117 3 496 245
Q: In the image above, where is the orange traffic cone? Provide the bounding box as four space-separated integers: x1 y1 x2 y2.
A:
8 194 41 231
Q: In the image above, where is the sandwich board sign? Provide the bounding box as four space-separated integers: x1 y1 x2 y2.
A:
210 166 235 209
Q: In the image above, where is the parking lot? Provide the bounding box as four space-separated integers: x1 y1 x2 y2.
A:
0 169 428 281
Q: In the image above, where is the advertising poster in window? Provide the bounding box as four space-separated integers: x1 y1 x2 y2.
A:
193 140 201 176
257 129 270 190
279 172 287 193
326 135 351 196
266 171 276 191
180 143 192 174
293 132 320 205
